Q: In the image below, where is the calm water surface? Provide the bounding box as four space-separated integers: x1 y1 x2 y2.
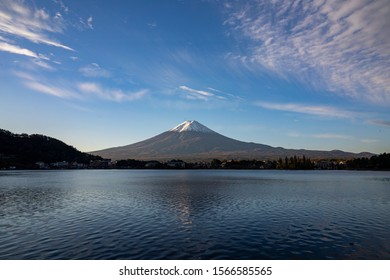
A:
0 170 389 259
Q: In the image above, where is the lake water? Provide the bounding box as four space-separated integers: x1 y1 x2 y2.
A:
0 170 389 260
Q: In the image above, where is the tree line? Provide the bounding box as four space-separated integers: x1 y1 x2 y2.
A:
346 153 390 170
115 154 390 170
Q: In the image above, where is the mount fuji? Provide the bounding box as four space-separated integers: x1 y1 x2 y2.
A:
91 120 372 161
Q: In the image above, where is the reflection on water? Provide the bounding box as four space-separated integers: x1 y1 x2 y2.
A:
0 170 389 259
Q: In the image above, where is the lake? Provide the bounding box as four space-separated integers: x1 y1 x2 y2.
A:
0 170 389 259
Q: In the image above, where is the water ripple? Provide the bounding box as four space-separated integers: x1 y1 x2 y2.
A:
0 170 389 259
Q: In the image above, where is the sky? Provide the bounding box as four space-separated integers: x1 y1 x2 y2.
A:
0 0 389 154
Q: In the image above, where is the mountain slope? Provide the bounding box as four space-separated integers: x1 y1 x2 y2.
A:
91 121 373 161
0 129 101 168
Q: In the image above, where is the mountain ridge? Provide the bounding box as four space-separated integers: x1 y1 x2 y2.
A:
91 120 374 161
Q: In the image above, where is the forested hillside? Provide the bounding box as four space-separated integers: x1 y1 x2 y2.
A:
0 129 101 168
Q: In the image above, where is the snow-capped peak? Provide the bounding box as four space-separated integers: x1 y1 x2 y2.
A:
169 120 215 133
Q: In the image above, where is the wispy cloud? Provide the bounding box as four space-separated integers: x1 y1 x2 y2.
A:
78 82 148 102
26 80 79 99
255 101 353 119
177 85 245 103
87 16 93 29
79 63 110 78
15 71 148 102
312 134 353 140
15 71 79 99
0 0 73 51
288 131 354 140
208 87 245 101
65 103 93 113
368 119 390 127
225 0 390 105
147 22 157 29
31 59 55 70
178 85 216 101
0 41 39 58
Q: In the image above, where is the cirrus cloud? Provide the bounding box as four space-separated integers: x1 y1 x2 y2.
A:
368 119 390 127
255 101 354 119
15 71 148 103
0 41 39 58
178 85 215 101
0 0 73 51
79 63 110 78
225 0 390 105
78 82 148 102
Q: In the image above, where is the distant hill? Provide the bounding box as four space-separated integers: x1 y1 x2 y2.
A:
91 120 374 161
0 129 101 168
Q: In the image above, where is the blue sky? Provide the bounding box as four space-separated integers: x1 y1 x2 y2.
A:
0 0 389 154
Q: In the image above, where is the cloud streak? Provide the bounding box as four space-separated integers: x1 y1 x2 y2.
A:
26 80 79 99
0 41 39 58
288 131 354 140
368 119 390 127
0 0 73 51
179 86 216 101
15 71 148 102
225 0 390 105
15 71 79 99
79 63 110 78
255 101 353 119
87 16 93 29
312 134 352 140
78 82 148 102
177 85 245 103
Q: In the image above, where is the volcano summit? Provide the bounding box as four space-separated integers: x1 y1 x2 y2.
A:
91 120 372 161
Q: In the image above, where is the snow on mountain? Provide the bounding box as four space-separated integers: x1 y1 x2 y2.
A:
169 120 215 133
